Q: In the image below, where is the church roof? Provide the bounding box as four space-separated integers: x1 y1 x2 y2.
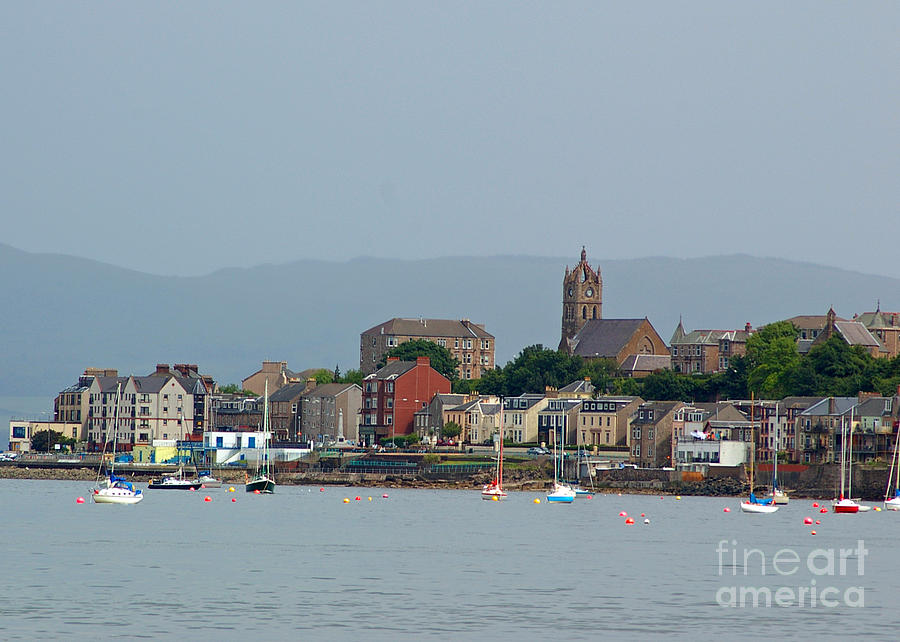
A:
570 319 648 359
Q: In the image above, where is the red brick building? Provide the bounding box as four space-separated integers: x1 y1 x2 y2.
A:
360 356 451 445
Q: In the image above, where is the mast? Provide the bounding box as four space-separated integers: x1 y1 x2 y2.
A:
498 396 503 490
848 405 854 498
263 380 270 476
840 414 846 499
773 402 778 491
885 421 900 504
111 382 121 478
749 392 755 494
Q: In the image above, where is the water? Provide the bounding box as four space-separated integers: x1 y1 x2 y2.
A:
2 480 900 640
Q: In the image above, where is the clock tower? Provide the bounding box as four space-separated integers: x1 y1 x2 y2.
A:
559 246 602 351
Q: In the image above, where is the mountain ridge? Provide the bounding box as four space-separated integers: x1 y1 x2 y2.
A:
2 242 898 398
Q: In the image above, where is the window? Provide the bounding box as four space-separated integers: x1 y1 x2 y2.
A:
633 428 641 439
454 339 459 348
386 415 393 425
248 437 255 448
437 339 446 347
648 428 654 439
387 337 397 347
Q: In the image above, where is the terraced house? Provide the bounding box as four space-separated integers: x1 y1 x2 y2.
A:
669 322 751 374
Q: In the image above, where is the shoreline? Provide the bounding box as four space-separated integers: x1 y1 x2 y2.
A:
0 466 848 500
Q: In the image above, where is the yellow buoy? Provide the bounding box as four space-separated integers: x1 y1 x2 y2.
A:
492 495 499 501
368 497 372 501
533 498 541 504
675 496 682 500
228 486 235 492
343 498 350 503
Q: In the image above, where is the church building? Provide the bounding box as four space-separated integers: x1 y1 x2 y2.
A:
558 248 670 374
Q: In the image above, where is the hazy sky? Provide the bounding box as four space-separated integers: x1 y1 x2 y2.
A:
1 2 897 277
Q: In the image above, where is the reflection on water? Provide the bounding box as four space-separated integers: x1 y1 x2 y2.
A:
1 480 898 640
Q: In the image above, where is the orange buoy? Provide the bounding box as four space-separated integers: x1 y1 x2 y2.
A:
625 517 634 524
804 517 813 524
76 497 85 504
204 496 211 502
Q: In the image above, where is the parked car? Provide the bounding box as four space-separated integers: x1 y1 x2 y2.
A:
527 447 549 455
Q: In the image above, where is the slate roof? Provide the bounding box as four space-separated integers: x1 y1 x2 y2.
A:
801 397 858 417
362 318 493 339
784 315 846 329
302 383 359 399
504 394 546 411
856 309 900 329
619 354 671 373
855 396 893 418
833 321 884 349
570 319 648 358
269 382 309 402
559 379 594 394
368 360 417 379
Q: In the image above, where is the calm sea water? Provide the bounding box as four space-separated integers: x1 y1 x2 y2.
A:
2 480 900 640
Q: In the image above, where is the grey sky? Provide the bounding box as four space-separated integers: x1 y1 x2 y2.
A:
1 2 897 277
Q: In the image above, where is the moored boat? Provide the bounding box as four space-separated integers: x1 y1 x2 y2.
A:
90 382 144 505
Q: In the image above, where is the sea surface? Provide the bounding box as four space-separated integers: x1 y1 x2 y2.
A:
2 480 900 640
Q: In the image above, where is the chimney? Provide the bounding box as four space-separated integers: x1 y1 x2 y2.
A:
416 356 431 366
305 378 317 392
745 322 752 333
387 357 400 363
545 386 558 399
155 364 170 376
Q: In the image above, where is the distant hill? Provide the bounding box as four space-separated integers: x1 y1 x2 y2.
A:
2 242 899 398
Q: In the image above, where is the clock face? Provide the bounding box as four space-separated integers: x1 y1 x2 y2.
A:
585 288 594 297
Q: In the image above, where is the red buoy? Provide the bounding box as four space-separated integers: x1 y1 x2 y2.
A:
625 517 634 524
76 497 85 504
820 508 828 513
815 520 820 524
804 517 813 524
723 507 731 512
231 498 236 502
812 502 819 508
204 496 212 502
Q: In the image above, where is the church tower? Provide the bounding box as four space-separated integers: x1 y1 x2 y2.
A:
559 246 602 351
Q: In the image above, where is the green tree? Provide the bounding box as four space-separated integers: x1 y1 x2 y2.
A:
745 321 801 398
379 339 460 381
218 383 256 396
441 421 462 439
31 429 74 452
312 369 334 385
337 369 363 386
503 345 583 396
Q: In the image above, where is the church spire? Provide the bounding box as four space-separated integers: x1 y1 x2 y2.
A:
581 246 587 263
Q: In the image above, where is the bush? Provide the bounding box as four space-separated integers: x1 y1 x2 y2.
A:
422 454 440 466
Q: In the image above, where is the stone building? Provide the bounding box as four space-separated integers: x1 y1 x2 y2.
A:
360 318 495 380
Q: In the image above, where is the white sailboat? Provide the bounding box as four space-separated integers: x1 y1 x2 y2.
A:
246 381 276 494
741 395 778 514
482 398 507 500
546 422 575 504
833 411 860 513
91 382 144 505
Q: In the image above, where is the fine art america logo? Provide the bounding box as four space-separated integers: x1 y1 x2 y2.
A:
715 539 867 608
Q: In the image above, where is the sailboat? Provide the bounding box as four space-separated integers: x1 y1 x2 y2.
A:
845 407 871 511
91 382 144 505
884 420 900 511
148 465 202 490
546 422 575 504
481 398 507 500
246 381 276 494
741 394 778 514
768 402 789 505
833 411 860 513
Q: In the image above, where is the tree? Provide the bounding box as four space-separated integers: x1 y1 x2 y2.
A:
379 339 460 381
312 369 334 385
503 345 584 396
745 321 801 398
218 383 256 396
337 369 363 386
441 422 462 439
31 429 74 452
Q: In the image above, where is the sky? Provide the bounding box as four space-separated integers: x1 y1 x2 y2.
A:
1 2 897 277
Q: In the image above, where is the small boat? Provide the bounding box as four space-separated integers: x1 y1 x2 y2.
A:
885 490 900 511
246 381 276 494
482 398 508 501
884 417 900 511
148 467 201 490
546 429 575 504
833 496 860 514
833 410 860 514
741 396 777 514
546 483 576 503
91 382 144 505
197 471 222 488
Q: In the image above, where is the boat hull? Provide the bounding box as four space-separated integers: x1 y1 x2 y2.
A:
246 477 276 494
148 480 201 490
481 490 508 501
833 499 860 513
740 501 779 514
92 489 144 504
